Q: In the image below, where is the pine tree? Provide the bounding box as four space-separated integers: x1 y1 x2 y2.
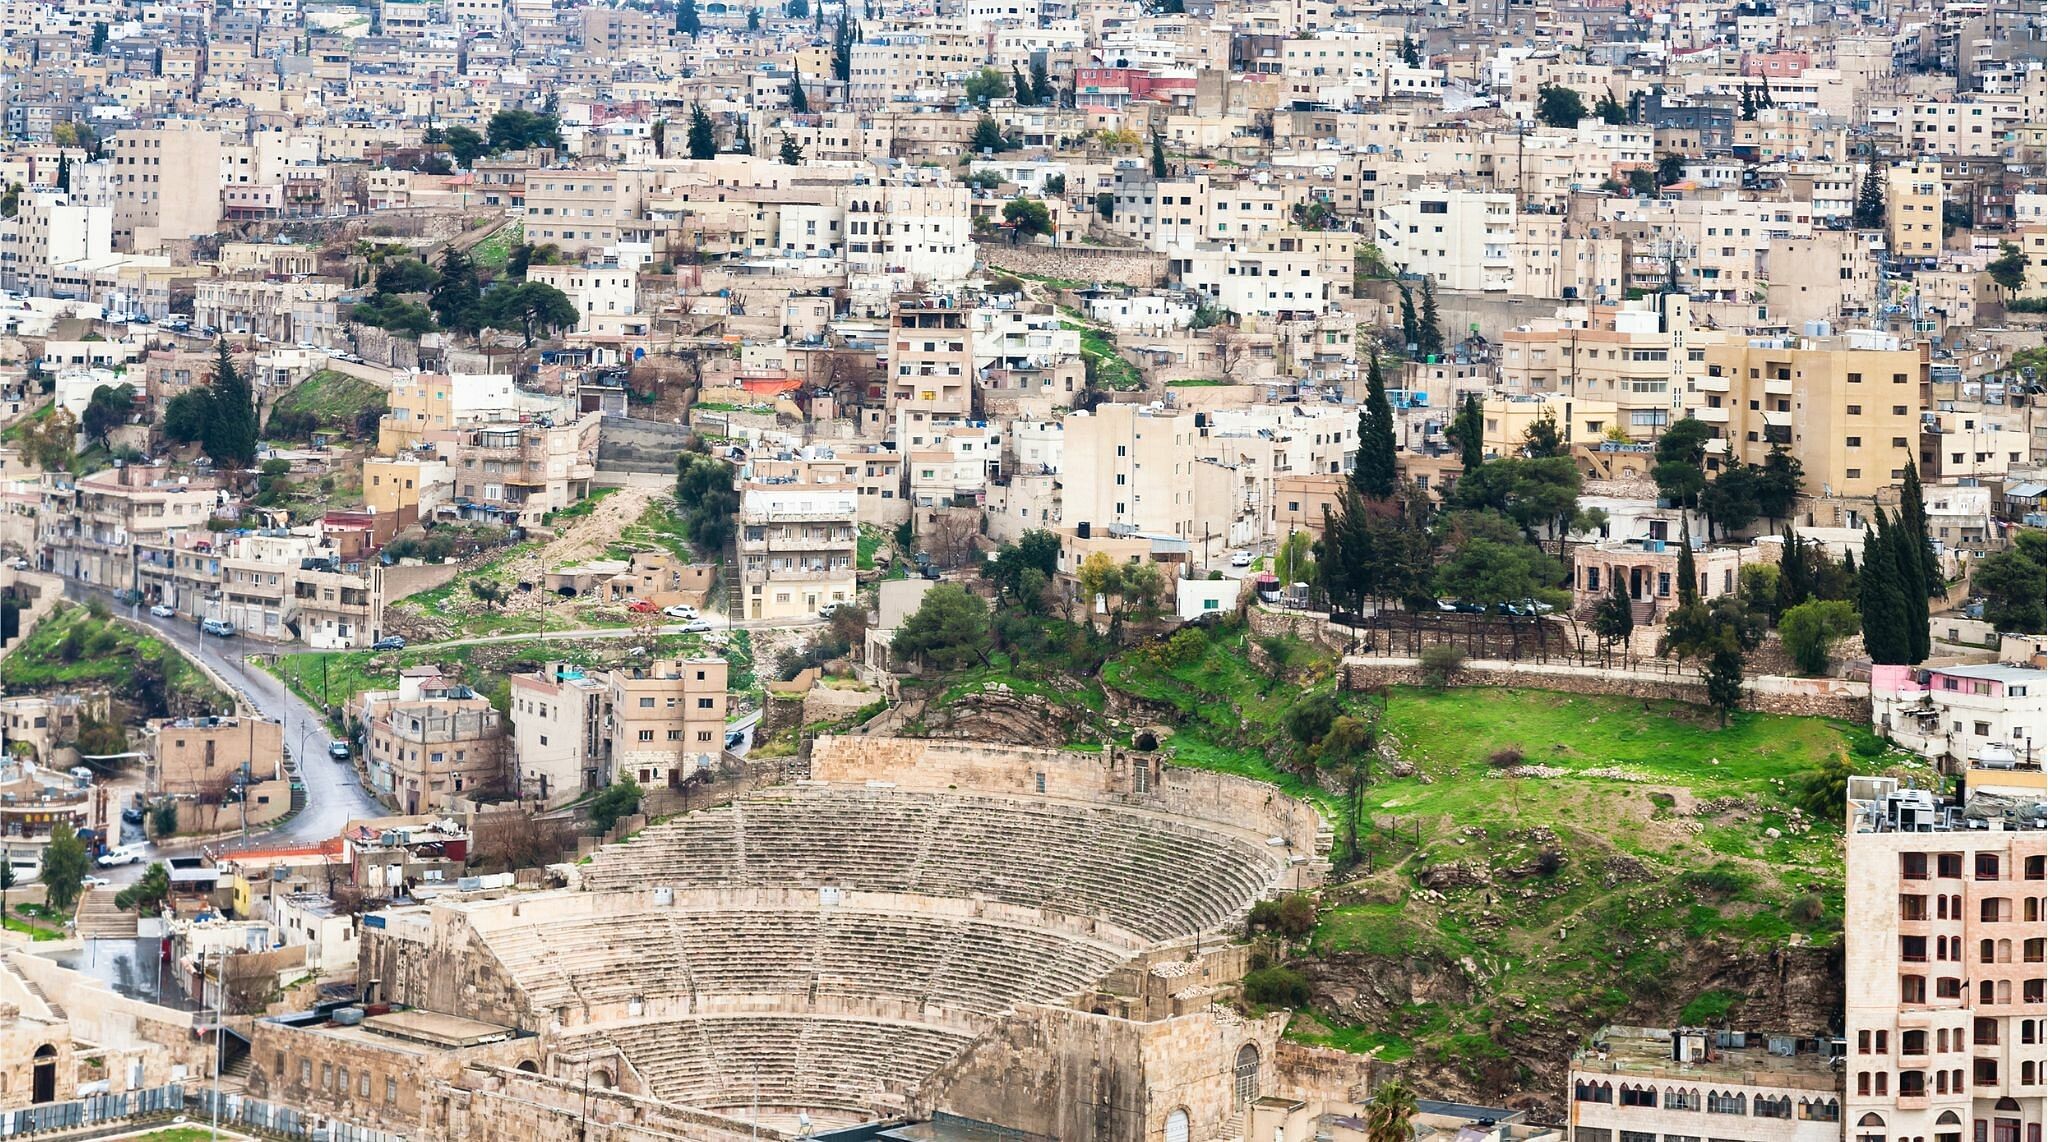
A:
1676 524 1699 606
788 69 810 114
55 154 70 193
1150 130 1168 178
779 133 804 164
1397 284 1419 350
676 0 700 36
687 104 716 159
831 6 853 82
1418 278 1445 357
1353 351 1397 499
1012 64 1034 106
430 245 481 333
1859 515 1911 664
1704 644 1744 726
1853 167 1885 229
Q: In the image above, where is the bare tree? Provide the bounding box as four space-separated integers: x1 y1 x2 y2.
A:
470 811 577 873
921 511 982 569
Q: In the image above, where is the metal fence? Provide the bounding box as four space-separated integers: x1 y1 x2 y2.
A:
193 1089 407 1142
0 1083 184 1136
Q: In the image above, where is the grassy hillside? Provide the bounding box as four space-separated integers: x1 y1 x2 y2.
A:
0 603 232 715
905 616 1910 1103
266 370 387 437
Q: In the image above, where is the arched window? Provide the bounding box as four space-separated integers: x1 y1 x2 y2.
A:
1166 1109 1190 1142
1859 1114 1888 1128
1233 1044 1260 1104
1937 1112 1963 1126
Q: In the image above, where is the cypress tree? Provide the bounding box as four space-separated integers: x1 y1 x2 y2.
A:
1398 284 1420 350
1675 525 1699 606
1859 514 1910 664
1418 278 1445 357
1853 167 1885 229
1898 461 1941 592
1353 351 1397 499
1150 130 1168 178
1775 527 1810 616
201 340 258 471
1891 511 1930 663
788 70 810 114
1450 393 1483 472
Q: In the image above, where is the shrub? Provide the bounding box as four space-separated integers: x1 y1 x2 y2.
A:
1247 894 1317 939
1487 746 1525 769
1788 893 1827 925
1684 865 1752 898
1419 644 1466 689
1241 965 1312 1008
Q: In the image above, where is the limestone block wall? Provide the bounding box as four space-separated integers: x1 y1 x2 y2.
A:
358 903 532 1030
1341 660 1871 721
4 949 208 1091
437 1064 785 1142
808 736 1327 873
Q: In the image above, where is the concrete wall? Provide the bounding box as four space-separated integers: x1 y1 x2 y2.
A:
808 736 1328 874
1341 659 1871 721
596 414 693 475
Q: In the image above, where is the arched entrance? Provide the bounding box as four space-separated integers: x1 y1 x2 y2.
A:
1165 1108 1189 1142
31 1044 56 1104
1233 1043 1260 1104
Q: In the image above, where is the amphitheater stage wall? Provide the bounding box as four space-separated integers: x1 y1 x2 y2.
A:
437 1064 787 1142
920 1003 1288 1142
359 901 535 1032
242 1015 540 1137
809 736 1328 876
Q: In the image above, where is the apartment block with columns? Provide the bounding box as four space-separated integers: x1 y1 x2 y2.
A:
1843 777 2046 1142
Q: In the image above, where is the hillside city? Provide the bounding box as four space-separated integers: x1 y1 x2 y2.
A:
0 0 2040 1139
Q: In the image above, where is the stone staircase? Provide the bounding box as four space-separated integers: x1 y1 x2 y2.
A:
74 886 139 939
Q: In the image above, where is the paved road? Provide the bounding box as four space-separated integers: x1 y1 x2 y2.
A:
405 610 823 652
63 584 385 852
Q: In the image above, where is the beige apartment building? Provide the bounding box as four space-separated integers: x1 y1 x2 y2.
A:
360 668 504 814
1691 332 1927 502
450 412 601 526
1567 1026 1842 1142
605 656 730 790
1886 160 1945 262
37 463 222 592
1500 296 1713 441
508 662 610 807
737 471 858 622
145 714 285 796
1843 778 2045 1142
1061 402 1249 565
109 119 226 253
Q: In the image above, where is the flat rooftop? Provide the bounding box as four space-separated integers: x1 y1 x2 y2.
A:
1573 1026 1839 1091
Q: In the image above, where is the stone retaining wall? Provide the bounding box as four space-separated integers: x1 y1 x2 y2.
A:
984 245 1168 288
1341 658 1870 721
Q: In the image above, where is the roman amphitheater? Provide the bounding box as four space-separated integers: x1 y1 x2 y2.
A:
243 736 1381 1142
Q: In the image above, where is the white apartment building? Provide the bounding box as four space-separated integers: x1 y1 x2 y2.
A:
1376 186 1519 293
1869 664 2043 774
737 478 858 622
1568 1026 1843 1142
1843 778 2046 1142
108 120 226 253
0 190 113 296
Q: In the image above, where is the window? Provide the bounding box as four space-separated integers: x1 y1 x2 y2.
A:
1707 1092 1746 1115
1977 854 2001 881
1622 1086 1658 1108
637 730 654 742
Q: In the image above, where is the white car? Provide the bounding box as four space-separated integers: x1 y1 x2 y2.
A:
1230 551 1254 568
680 619 716 632
149 603 176 618
82 875 111 888
96 847 142 868
662 604 699 620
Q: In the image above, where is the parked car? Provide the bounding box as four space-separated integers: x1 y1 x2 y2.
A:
627 599 657 614
149 603 176 618
817 602 843 618
724 729 746 749
662 604 699 620
680 619 715 632
1230 551 1254 568
372 636 406 650
82 875 111 888
328 741 352 761
201 619 235 637
9 557 28 570
96 847 142 867
120 806 144 825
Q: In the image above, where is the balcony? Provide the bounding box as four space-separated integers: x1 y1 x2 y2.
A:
1694 406 1729 423
1764 376 1793 396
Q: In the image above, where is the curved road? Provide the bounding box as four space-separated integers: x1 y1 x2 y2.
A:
63 583 385 850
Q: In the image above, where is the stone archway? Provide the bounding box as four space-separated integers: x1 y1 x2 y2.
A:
1233 1043 1259 1105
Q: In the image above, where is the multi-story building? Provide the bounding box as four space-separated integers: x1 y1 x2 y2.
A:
0 189 112 296
1500 296 1714 441
1567 1025 1843 1142
144 714 286 796
37 464 222 592
1842 777 2046 1142
1886 160 1945 262
889 295 975 437
449 412 601 526
1691 331 1928 503
737 469 858 622
1061 402 1256 565
360 667 504 814
1869 664 2044 776
605 656 730 790
108 119 225 252
507 662 610 807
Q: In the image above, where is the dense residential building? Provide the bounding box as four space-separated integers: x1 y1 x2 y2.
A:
359 667 505 814
1567 1026 1843 1142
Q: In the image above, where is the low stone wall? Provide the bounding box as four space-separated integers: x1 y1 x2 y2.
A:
984 245 1168 288
1341 658 1871 721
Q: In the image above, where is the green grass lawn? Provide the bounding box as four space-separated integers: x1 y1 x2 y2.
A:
0 604 231 714
605 498 694 563
544 486 619 525
2 914 61 941
469 221 523 273
857 525 886 571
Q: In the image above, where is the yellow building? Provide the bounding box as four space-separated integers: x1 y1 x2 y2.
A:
1691 332 1927 501
1884 160 1943 261
1482 392 1622 458
363 456 448 518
